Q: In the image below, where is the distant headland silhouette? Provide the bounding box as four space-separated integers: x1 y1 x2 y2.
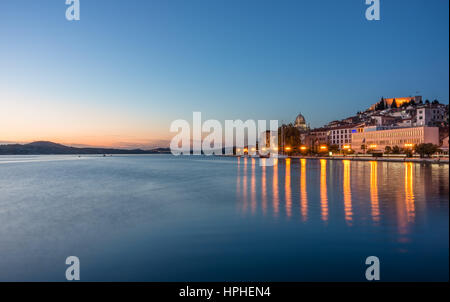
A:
0 141 170 155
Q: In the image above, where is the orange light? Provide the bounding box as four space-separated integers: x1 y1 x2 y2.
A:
251 147 256 152
262 147 267 151
243 148 248 152
320 145 328 150
369 144 377 149
272 147 278 151
343 145 350 149
285 147 292 151
404 143 413 148
300 146 307 150
237 148 241 152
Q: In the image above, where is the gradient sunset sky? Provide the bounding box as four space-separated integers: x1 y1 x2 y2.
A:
1 0 448 148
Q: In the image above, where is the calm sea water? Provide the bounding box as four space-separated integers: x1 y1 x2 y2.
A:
0 155 448 281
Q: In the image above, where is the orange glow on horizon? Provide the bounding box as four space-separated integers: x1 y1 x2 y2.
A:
0 95 171 149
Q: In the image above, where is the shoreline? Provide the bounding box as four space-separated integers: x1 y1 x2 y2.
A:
228 155 449 164
282 155 448 164
294 156 449 164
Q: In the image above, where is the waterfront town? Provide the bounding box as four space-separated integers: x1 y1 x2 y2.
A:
256 96 449 158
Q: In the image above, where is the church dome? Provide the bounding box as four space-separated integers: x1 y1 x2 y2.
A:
295 113 306 126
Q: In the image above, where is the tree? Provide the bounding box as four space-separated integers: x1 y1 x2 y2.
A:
278 124 301 151
425 99 430 105
432 99 440 105
403 148 413 158
392 145 401 154
391 98 398 108
414 143 439 158
329 145 339 152
375 100 385 111
384 146 392 154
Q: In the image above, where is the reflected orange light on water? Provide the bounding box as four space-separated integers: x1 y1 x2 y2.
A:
273 158 279 217
405 162 415 222
250 158 256 214
285 158 292 218
242 157 248 213
320 159 328 222
370 161 380 223
261 161 267 215
236 157 240 195
300 159 308 222
343 160 353 225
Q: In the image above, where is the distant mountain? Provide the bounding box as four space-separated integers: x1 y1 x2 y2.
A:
0 141 171 155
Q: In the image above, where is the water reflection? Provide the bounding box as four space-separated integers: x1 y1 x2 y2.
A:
300 159 308 222
236 158 430 233
370 161 380 223
251 158 256 214
405 162 415 222
272 159 279 217
320 159 328 222
285 158 292 218
343 160 353 225
242 158 248 213
261 161 267 215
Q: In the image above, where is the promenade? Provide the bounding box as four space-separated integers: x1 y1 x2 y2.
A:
289 155 449 164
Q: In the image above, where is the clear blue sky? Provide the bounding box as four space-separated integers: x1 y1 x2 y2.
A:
0 0 448 147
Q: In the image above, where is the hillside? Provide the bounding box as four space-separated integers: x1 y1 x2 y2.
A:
0 141 170 155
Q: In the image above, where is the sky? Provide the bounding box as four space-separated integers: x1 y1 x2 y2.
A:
0 0 448 148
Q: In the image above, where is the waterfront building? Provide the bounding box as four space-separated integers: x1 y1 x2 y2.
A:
396 117 413 127
262 130 277 148
304 128 329 149
416 105 446 126
371 114 398 126
329 124 364 150
351 126 440 153
441 136 449 154
325 120 348 128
